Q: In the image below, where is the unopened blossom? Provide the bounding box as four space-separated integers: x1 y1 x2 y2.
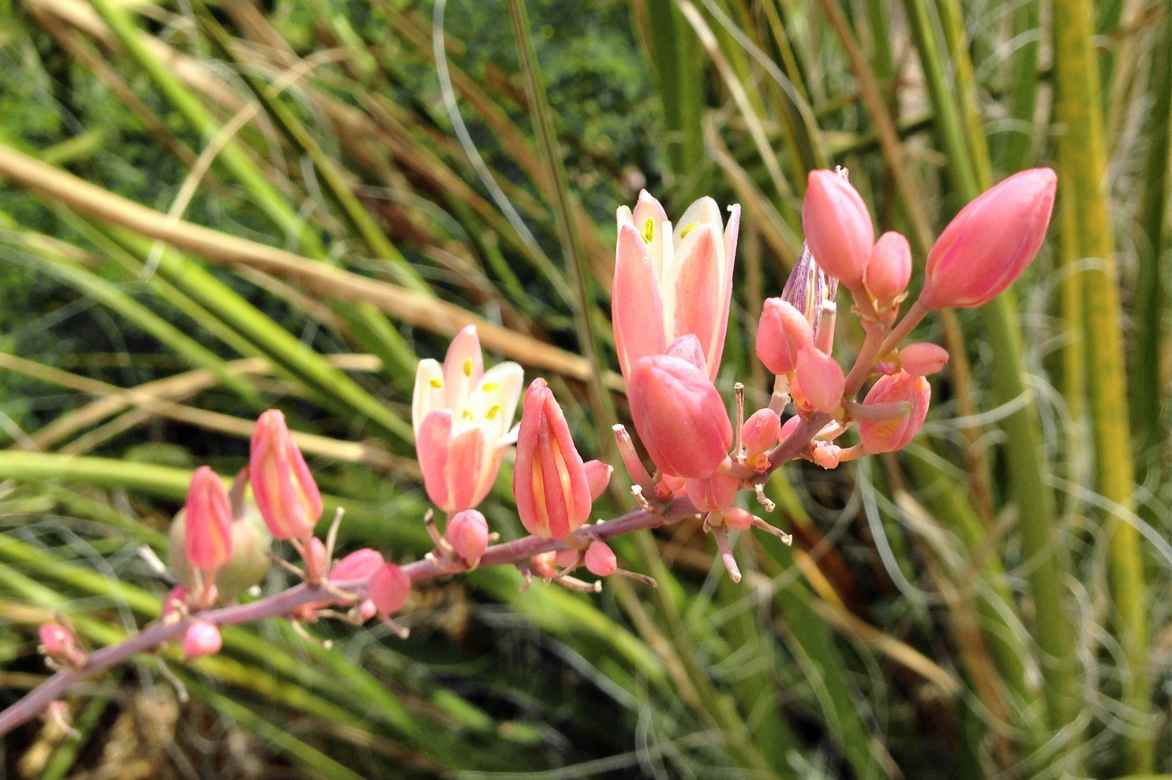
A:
793 348 845 414
584 460 613 502
900 343 950 376
39 623 85 667
250 410 322 540
368 563 411 618
168 498 272 604
414 326 523 514
183 466 233 576
858 372 931 453
627 348 733 479
445 510 489 566
740 408 781 469
584 541 617 577
612 191 741 380
183 621 222 659
865 231 912 305
802 170 874 286
514 379 593 539
921 168 1057 309
756 298 813 375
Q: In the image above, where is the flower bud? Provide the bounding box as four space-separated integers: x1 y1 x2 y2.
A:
330 548 384 583
446 510 489 565
793 348 845 414
168 498 272 603
756 298 814 375
183 621 222 659
900 343 950 376
858 372 931 453
627 355 732 479
685 473 740 513
513 379 593 539
368 563 411 617
802 170 875 286
183 466 233 574
583 460 613 502
812 444 842 470
865 231 912 304
249 410 322 540
584 541 617 577
741 409 781 465
921 168 1057 309
778 415 803 444
39 623 79 660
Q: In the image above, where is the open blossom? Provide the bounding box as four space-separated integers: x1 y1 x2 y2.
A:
414 326 523 514
921 168 1057 309
513 379 593 539
613 191 741 380
858 372 931 453
250 410 322 541
627 342 732 479
802 170 874 287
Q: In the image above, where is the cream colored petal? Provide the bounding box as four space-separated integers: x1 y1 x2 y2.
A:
412 359 446 437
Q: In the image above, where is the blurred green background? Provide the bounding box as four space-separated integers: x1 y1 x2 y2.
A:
0 0 1169 777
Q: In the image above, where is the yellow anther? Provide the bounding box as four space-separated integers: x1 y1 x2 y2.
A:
486 404 502 420
642 218 655 243
429 378 443 389
481 382 499 393
679 222 696 240
462 359 474 377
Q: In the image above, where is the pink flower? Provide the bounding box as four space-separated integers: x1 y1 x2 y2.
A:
858 372 931 453
413 326 523 514
445 510 489 565
756 298 814 375
513 379 593 539
184 466 233 575
38 623 78 659
684 472 740 513
627 353 732 479
183 621 222 659
330 548 385 583
865 231 912 304
584 541 617 577
368 563 411 617
793 348 845 414
584 460 613 502
741 408 781 468
921 168 1057 309
802 170 875 286
249 410 322 541
900 343 950 376
613 191 741 380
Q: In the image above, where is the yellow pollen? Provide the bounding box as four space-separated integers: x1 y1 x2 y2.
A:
462 359 473 377
429 378 443 389
679 222 696 239
486 404 501 420
462 409 474 420
481 382 499 393
642 218 655 243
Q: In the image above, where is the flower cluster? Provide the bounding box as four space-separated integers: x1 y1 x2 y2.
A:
27 166 1057 720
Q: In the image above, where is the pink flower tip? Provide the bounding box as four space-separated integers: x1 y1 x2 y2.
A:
183 620 222 659
513 379 593 539
584 541 617 577
900 343 950 376
741 408 781 465
865 231 912 304
38 622 76 657
756 298 813 375
921 168 1057 309
368 563 411 617
858 372 931 453
627 354 732 479
584 459 613 502
184 466 233 575
446 510 490 565
802 169 875 286
793 348 845 414
249 409 322 541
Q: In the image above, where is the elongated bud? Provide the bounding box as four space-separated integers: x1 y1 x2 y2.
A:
627 354 733 479
513 379 593 539
583 460 613 502
793 348 845 414
446 510 489 565
900 343 950 376
250 410 322 540
685 473 740 513
183 621 222 659
368 563 411 617
756 298 814 375
742 409 781 459
865 231 912 304
39 623 82 665
921 168 1057 309
584 540 617 577
802 170 874 286
184 466 233 574
858 372 931 453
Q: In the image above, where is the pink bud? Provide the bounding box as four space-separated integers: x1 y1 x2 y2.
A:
162 586 189 618
368 563 411 617
778 415 803 444
555 548 580 569
583 460 613 502
304 537 328 582
183 466 233 574
858 372 931 453
183 621 222 659
685 473 740 513
249 410 322 540
756 298 814 375
627 355 732 479
793 348 845 413
812 444 842 469
741 409 781 464
584 541 617 577
513 379 593 539
330 548 385 583
865 231 912 303
900 343 950 376
446 510 489 565
38 623 76 657
921 168 1057 309
802 170 875 286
